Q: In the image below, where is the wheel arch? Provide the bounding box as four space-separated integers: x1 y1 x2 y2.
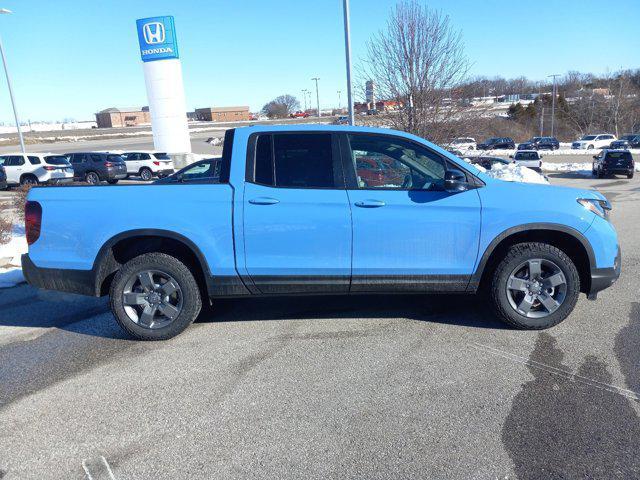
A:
471 223 595 294
92 229 214 298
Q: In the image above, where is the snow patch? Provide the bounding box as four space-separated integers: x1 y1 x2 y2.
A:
482 162 549 184
0 225 27 288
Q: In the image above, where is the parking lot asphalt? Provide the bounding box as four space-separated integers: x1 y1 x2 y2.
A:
0 173 639 479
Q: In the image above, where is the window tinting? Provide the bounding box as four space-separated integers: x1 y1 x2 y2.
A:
606 151 632 161
254 134 273 185
44 156 70 165
153 153 171 160
107 155 124 162
273 134 334 188
253 133 335 188
5 155 24 166
28 156 41 165
91 154 103 162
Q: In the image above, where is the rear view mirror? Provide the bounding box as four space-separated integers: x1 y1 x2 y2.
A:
444 169 469 192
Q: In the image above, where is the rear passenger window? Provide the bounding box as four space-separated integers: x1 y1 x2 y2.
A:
252 133 336 188
91 155 102 162
28 156 41 165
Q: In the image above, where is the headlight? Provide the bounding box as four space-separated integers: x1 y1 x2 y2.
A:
578 198 611 219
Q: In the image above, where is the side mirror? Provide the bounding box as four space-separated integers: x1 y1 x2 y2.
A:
444 169 469 192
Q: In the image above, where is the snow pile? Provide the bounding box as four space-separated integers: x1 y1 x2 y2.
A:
543 163 593 176
0 225 27 288
482 162 549 184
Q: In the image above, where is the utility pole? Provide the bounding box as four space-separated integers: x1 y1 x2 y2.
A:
312 77 320 117
337 90 341 110
301 89 308 111
0 9 25 153
342 0 355 125
540 106 544 136
548 74 560 138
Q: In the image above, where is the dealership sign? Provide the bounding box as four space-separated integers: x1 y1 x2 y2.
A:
136 16 179 62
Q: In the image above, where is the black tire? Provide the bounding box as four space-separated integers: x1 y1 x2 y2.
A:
85 171 100 185
489 242 580 330
109 253 202 341
107 179 119 185
592 169 597 177
20 174 38 186
628 172 634 179
139 167 153 181
587 144 594 150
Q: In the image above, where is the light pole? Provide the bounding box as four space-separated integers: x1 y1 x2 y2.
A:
311 77 320 117
337 90 341 110
342 0 354 125
0 9 25 153
548 74 560 138
301 89 308 111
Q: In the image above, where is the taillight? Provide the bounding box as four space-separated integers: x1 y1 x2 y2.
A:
104 162 113 167
153 161 160 166
43 165 56 171
25 201 42 245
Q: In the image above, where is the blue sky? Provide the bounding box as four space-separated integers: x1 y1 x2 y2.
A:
0 0 638 122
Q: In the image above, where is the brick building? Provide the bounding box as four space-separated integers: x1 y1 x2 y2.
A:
95 107 151 128
194 106 251 122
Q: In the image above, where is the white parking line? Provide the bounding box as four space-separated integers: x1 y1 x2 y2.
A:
471 342 640 401
82 456 117 480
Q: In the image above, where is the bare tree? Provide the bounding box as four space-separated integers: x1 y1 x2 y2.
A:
359 0 469 143
261 94 300 119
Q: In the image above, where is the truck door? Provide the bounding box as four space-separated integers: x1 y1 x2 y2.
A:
242 132 352 294
341 132 481 292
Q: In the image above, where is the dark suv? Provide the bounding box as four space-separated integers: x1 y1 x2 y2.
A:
518 136 559 150
0 164 6 190
592 150 635 179
477 137 515 150
66 152 128 185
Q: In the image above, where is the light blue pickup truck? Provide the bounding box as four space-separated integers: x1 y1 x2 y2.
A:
22 126 620 340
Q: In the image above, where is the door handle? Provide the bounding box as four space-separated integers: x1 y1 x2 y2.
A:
354 199 386 208
249 197 280 205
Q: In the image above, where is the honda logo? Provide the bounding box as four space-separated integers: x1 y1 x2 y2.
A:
143 22 165 44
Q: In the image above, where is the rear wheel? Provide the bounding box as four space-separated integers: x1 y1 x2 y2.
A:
85 171 100 185
139 167 153 181
489 242 580 330
109 253 202 340
20 174 38 186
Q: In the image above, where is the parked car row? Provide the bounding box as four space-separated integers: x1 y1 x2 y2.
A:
448 133 640 152
0 150 175 188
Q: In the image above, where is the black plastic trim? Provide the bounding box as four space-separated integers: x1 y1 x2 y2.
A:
22 254 94 296
350 274 469 293
588 247 621 297
468 223 598 291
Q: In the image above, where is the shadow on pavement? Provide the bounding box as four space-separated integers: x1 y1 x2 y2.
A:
198 293 509 331
502 332 640 479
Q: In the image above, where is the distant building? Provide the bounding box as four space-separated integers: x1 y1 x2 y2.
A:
365 80 376 104
95 107 151 128
194 106 251 122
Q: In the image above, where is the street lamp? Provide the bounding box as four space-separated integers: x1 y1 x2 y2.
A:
337 90 341 110
0 8 25 153
548 74 561 138
301 89 308 111
342 0 354 125
311 77 320 118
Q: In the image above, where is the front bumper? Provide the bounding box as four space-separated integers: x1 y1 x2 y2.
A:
588 247 621 299
21 254 95 296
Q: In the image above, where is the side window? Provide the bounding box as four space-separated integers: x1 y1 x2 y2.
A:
252 133 336 188
91 154 102 162
348 134 446 190
10 155 25 166
140 153 151 160
180 161 218 181
28 156 41 165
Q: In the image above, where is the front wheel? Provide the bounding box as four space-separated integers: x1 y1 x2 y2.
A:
109 253 202 340
85 172 100 185
489 242 580 330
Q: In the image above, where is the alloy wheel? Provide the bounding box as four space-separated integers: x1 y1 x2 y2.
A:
506 258 567 318
122 269 183 329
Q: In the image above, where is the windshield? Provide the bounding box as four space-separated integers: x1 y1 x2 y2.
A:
581 135 597 140
44 155 71 165
153 153 171 160
515 152 538 160
107 154 124 163
606 151 632 161
619 135 636 141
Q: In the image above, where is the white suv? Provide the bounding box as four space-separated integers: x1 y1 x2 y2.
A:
449 137 477 151
0 152 74 186
572 134 616 150
120 151 175 181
